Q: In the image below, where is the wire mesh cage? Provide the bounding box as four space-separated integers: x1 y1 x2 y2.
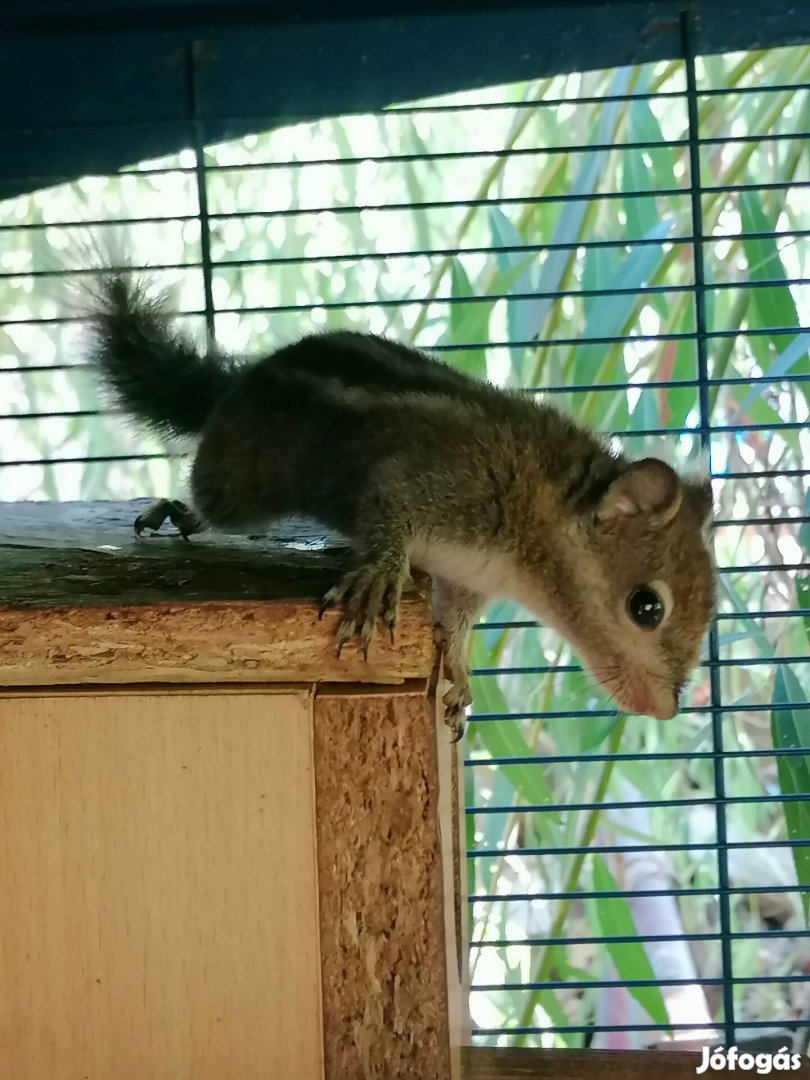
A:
1 1 809 1058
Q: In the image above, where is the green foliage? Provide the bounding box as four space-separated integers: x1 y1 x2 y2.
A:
771 667 810 924
588 857 670 1028
448 260 489 379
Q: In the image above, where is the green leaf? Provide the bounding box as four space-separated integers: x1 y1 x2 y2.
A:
736 332 810 413
621 148 659 239
464 765 478 896
528 67 636 368
530 970 580 1047
572 216 673 394
799 487 810 556
628 382 662 434
798 578 810 650
468 634 560 849
581 243 621 320
488 208 544 368
739 188 801 329
578 715 621 754
588 856 671 1028
771 665 810 924
720 576 774 658
790 486 807 643
628 95 678 194
446 260 491 380
739 187 809 410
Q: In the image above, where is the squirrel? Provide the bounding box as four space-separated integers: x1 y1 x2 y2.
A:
82 269 716 740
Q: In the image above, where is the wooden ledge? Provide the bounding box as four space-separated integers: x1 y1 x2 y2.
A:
0 500 434 688
462 1046 810 1078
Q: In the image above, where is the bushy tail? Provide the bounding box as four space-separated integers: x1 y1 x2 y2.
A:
85 271 236 438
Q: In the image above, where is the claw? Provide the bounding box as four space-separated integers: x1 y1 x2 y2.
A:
449 719 465 743
323 561 405 661
444 704 466 743
360 621 375 661
335 618 355 659
319 583 343 619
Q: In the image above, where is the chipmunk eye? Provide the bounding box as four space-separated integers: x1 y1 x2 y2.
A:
627 586 664 629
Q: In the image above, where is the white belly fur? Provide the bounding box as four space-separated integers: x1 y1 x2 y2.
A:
409 538 527 601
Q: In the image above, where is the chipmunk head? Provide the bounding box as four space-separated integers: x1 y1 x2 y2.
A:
551 457 716 719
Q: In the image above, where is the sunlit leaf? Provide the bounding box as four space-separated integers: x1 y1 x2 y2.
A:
447 260 491 379
799 487 810 556
588 856 670 1027
468 635 558 842
771 666 810 924
572 216 673 399
739 186 809 409
736 333 810 413
487 208 543 367
798 578 810 650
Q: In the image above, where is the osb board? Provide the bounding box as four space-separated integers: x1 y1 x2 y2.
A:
462 1047 810 1078
437 699 470 1074
0 689 323 1080
314 687 452 1080
0 500 433 687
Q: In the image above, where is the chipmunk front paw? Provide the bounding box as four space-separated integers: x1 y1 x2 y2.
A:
319 560 406 659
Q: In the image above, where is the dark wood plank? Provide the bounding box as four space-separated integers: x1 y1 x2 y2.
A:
463 1046 810 1078
0 500 434 687
0 499 358 606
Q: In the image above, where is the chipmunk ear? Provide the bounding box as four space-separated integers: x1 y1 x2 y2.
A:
683 475 715 529
596 458 682 527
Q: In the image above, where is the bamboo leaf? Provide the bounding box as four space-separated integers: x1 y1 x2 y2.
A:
469 634 559 846
739 187 809 409
799 491 810 645
488 208 541 367
571 216 673 392
464 766 478 896
621 147 658 240
581 243 621 320
588 856 671 1027
798 578 810 650
528 68 635 358
771 666 810 924
736 332 810 413
447 260 491 379
579 716 621 754
628 95 678 194
533 987 579 1047
799 487 810 555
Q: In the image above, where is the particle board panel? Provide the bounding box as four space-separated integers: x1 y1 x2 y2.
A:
0 689 322 1080
0 597 432 688
313 686 457 1080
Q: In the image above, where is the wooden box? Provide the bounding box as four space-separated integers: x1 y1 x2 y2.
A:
0 501 467 1080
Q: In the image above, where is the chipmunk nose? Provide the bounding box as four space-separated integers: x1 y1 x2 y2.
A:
626 685 676 721
649 699 677 721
